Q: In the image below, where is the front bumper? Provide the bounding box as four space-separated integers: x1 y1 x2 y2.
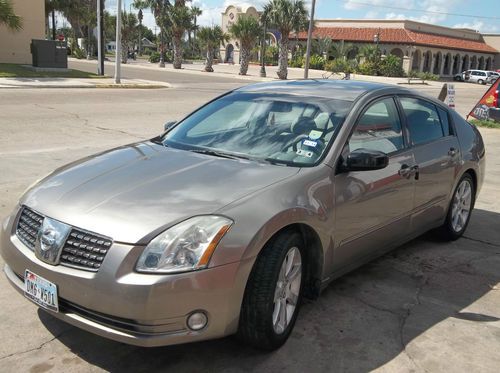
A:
1 211 252 347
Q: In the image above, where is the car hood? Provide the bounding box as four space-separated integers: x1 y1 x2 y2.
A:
21 141 299 244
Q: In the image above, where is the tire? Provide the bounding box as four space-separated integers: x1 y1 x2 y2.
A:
237 231 305 350
438 174 475 240
478 79 485 85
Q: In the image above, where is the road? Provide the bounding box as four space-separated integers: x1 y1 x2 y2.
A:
0 67 499 372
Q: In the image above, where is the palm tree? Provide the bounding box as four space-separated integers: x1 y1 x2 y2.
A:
198 26 229 72
331 40 356 60
189 6 202 53
169 2 192 69
229 15 261 75
262 0 308 80
120 11 138 64
314 37 332 60
358 44 380 63
0 0 22 31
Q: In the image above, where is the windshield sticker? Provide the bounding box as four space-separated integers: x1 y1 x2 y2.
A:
303 139 317 147
308 130 322 140
296 149 313 158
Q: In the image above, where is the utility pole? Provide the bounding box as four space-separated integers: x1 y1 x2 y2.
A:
260 21 267 78
304 0 316 79
115 0 122 84
97 0 104 75
138 9 143 56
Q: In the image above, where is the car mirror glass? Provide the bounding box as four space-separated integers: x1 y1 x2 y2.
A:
344 149 389 172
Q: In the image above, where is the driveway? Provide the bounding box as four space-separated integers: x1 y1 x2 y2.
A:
0 77 498 372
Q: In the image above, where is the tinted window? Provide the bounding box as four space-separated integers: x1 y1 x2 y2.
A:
348 98 404 154
400 97 444 145
437 107 451 136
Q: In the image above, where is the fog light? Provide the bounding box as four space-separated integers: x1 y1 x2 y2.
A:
187 311 208 331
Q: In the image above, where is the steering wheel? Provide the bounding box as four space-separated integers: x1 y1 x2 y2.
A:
282 135 323 155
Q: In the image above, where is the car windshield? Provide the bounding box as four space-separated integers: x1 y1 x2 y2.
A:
162 92 352 167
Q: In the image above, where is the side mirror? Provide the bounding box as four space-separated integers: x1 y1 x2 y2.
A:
164 121 177 131
344 149 389 172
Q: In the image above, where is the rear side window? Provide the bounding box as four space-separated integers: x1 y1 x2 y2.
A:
399 97 446 145
437 107 451 136
349 97 404 154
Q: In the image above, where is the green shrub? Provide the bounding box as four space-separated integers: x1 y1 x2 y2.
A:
357 60 380 75
418 71 439 81
308 54 325 70
379 55 404 77
289 55 304 68
325 59 357 74
148 51 172 63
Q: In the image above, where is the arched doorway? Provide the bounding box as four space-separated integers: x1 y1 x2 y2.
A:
412 49 422 71
486 57 492 71
443 53 452 75
433 52 442 75
478 56 484 70
471 55 477 69
423 51 432 72
452 54 460 74
390 48 404 59
225 44 234 63
462 55 470 71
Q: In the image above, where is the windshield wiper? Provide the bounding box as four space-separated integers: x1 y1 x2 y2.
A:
189 149 250 160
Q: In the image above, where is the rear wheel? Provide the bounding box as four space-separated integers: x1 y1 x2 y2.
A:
238 231 304 350
438 174 475 240
478 79 485 85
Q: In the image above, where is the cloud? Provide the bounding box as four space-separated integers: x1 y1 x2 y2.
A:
453 21 499 33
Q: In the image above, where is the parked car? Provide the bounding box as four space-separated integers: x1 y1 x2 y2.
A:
1 80 485 350
486 71 499 84
467 70 490 84
454 71 466 81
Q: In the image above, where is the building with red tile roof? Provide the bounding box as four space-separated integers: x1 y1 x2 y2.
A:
293 20 499 77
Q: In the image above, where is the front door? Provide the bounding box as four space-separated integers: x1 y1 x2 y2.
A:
333 97 415 270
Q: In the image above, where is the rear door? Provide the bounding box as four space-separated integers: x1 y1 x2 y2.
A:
397 96 460 232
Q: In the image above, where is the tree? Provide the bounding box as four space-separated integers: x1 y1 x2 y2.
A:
229 15 261 75
331 40 356 60
313 37 332 60
120 11 138 63
0 0 22 31
189 5 202 52
262 0 308 80
198 26 229 72
358 44 380 63
169 1 192 69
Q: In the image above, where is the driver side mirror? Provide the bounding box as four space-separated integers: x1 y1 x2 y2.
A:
164 121 177 131
343 149 389 172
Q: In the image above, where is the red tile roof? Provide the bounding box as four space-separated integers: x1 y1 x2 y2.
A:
294 27 498 54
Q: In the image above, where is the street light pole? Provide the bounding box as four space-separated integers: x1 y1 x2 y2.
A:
97 0 104 75
260 21 267 78
115 0 122 84
304 0 316 79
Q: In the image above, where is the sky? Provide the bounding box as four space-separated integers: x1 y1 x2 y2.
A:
102 0 500 34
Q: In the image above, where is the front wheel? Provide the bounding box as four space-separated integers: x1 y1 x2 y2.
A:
438 174 475 240
238 231 304 350
478 79 485 85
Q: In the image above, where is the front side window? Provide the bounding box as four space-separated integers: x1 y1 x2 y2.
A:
162 92 352 167
348 97 404 154
400 97 445 145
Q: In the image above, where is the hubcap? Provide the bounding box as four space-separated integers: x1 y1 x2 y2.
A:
451 179 472 232
272 246 302 334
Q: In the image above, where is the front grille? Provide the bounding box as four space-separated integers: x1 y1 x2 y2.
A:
60 228 112 271
15 206 113 272
16 207 44 250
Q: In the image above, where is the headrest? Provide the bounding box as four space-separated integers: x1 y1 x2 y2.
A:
314 112 330 130
291 116 317 135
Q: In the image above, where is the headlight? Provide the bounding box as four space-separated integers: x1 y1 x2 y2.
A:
136 216 233 274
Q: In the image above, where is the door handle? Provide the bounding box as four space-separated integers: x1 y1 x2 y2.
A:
399 164 419 179
448 147 457 157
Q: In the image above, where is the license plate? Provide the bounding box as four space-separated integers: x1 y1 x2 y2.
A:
24 270 59 312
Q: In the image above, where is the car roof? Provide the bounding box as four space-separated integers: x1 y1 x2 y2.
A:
234 79 396 101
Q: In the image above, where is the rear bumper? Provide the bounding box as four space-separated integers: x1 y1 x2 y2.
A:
1 210 252 347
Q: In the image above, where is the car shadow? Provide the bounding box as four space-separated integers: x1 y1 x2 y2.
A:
38 208 500 372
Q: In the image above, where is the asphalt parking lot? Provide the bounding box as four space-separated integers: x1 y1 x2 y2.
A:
0 76 499 372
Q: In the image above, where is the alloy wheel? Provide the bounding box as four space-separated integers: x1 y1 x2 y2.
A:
451 179 472 232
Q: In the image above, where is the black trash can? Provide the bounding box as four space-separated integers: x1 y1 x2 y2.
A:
31 39 68 68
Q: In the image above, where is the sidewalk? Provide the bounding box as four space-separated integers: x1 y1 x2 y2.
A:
0 77 170 89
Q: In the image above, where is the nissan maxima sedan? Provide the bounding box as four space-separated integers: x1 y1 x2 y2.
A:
1 80 485 350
